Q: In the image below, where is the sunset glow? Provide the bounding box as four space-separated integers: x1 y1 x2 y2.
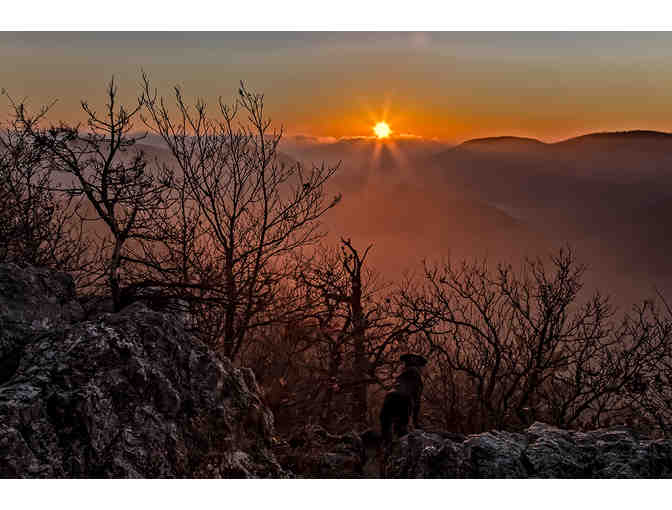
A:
373 122 391 139
6 33 672 141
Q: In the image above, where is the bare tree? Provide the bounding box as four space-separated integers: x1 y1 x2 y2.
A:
117 153 211 317
293 238 413 428
613 298 672 436
1 91 90 274
397 248 650 433
140 75 340 359
18 79 172 311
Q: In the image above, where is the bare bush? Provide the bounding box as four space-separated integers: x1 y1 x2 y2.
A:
615 298 672 436
398 248 672 434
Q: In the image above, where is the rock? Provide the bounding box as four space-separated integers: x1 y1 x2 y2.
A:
274 424 365 478
463 430 530 477
385 422 672 478
0 264 286 478
0 264 84 385
384 430 457 478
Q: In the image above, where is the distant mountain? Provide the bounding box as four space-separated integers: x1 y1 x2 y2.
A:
458 136 547 153
131 132 171 149
555 130 672 146
453 130 672 149
430 130 672 305
432 130 672 208
437 130 672 181
130 133 299 168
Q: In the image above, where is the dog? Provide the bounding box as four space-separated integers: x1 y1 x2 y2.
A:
380 353 427 444
371 353 427 476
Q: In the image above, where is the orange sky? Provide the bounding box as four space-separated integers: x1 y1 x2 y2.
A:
3 32 672 142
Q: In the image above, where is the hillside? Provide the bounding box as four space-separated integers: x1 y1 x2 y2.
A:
429 130 672 306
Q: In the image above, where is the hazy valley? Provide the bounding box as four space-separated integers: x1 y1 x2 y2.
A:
277 131 672 309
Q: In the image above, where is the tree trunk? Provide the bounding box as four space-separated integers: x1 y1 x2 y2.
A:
351 278 368 426
110 241 122 312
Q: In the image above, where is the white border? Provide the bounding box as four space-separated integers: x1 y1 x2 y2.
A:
1 1 672 30
2 4 671 507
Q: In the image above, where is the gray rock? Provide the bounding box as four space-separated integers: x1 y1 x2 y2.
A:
0 264 84 385
275 425 364 478
385 422 672 478
0 264 286 478
463 430 529 477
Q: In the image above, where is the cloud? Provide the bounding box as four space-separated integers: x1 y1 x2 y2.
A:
283 134 339 144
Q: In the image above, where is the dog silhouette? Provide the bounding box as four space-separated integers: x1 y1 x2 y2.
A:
380 354 427 443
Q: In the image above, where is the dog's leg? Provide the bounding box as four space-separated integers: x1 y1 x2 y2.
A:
413 398 421 429
408 399 416 431
397 410 410 437
379 446 387 478
381 408 392 444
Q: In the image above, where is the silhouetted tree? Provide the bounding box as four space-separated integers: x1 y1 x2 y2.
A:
397 248 651 432
18 79 172 311
291 239 414 428
140 74 340 359
1 91 90 274
614 298 672 436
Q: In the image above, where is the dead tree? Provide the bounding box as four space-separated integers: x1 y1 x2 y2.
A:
294 238 412 428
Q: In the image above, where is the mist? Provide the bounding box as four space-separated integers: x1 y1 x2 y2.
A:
279 131 672 310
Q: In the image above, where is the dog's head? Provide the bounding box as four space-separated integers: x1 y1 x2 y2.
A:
400 353 427 368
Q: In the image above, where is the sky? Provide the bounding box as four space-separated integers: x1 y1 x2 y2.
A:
3 31 672 142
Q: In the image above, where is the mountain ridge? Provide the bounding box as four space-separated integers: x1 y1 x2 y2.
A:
448 129 672 155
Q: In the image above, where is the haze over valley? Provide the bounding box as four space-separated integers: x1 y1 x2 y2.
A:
273 131 672 309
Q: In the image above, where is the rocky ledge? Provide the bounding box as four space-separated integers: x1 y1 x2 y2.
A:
384 424 672 478
0 264 285 478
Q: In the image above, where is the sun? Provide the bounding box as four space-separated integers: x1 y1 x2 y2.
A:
373 121 391 139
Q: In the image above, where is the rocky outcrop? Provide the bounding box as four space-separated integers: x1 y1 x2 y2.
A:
0 264 84 385
274 425 366 478
385 423 672 478
0 264 286 478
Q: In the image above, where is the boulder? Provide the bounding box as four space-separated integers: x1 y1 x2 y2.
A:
0 264 286 478
0 263 84 385
385 422 672 478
